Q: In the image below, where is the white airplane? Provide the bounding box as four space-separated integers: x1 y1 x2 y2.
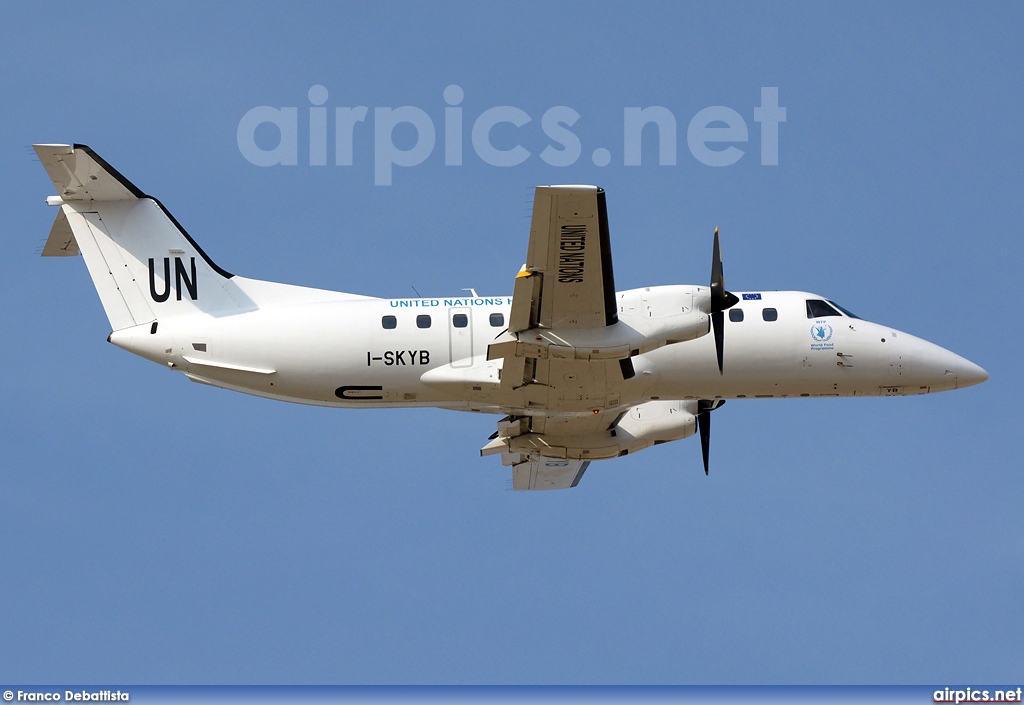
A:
34 144 988 490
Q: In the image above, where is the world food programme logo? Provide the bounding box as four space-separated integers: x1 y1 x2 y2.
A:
811 322 834 342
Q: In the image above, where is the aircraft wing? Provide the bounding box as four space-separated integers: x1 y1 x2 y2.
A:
512 457 590 491
508 186 617 333
480 409 618 490
482 186 627 490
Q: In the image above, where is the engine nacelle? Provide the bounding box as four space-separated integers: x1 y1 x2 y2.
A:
621 285 711 354
486 285 711 363
612 399 698 455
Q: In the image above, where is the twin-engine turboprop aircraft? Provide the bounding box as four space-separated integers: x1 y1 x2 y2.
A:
34 144 988 490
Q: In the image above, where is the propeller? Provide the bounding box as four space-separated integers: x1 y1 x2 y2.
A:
709 227 740 374
696 399 725 475
695 229 737 475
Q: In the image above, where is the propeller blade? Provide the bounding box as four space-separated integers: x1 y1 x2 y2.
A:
712 310 725 374
710 227 725 309
697 408 711 475
696 400 725 475
709 227 739 374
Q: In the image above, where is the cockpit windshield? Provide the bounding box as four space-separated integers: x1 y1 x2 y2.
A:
806 298 862 319
806 299 841 318
827 300 861 319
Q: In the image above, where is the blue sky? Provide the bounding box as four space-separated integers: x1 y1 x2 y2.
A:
1 1 1021 684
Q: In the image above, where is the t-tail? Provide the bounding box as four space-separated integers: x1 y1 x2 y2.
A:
35 143 258 332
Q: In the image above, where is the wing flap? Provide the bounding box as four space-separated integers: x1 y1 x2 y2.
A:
508 267 541 333
512 457 590 491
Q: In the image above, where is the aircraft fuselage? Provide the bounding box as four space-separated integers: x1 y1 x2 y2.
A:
108 285 984 415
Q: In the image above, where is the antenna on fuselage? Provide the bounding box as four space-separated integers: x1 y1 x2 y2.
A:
411 285 422 298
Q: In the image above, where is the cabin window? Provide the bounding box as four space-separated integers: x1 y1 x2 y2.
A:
489 312 505 327
762 307 778 321
452 313 468 328
806 299 841 319
381 315 397 329
416 314 431 329
729 309 744 322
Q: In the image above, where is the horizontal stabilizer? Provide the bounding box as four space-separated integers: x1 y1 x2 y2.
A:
41 207 79 256
34 144 142 202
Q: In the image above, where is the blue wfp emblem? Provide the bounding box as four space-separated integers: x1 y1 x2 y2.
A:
810 321 834 350
811 322 833 342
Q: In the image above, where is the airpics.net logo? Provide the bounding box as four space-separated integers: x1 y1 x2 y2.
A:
237 85 786 186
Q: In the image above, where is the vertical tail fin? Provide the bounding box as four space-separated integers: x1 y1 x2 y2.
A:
35 144 254 331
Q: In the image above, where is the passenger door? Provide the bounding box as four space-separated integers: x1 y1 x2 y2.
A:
448 307 473 368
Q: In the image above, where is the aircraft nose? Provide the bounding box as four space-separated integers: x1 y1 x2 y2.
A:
908 335 988 391
956 357 989 389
